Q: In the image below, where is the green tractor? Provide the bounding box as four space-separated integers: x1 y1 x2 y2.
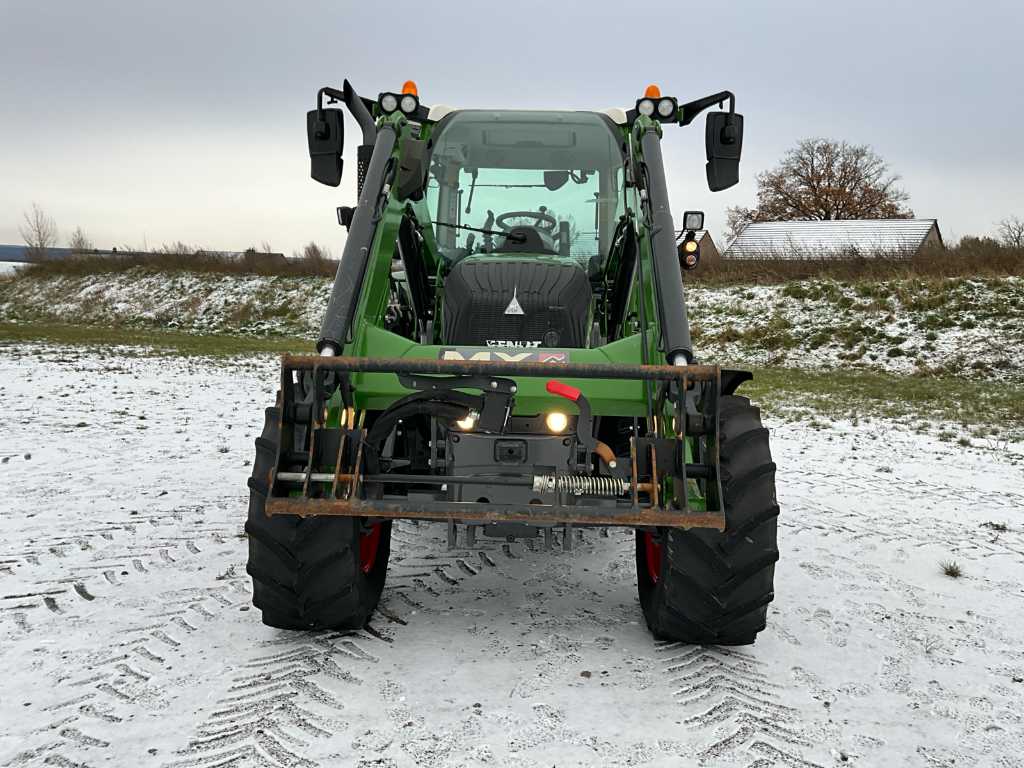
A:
245 80 779 645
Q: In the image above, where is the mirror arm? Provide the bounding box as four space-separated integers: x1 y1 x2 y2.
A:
317 80 377 145
678 90 735 126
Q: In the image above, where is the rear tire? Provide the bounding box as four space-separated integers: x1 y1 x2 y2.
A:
636 395 779 645
245 402 391 630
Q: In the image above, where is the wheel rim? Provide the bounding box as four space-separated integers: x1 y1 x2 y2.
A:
359 523 383 573
643 532 662 584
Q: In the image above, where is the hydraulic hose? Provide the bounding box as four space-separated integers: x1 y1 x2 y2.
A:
364 391 480 450
361 396 479 498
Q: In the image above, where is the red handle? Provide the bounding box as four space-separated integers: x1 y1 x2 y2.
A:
546 380 581 402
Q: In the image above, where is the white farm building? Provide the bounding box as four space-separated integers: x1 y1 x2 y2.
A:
723 219 943 259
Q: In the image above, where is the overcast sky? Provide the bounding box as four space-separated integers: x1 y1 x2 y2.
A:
2 0 1022 255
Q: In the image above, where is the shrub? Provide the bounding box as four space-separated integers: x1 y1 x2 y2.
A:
16 244 338 278
940 561 962 578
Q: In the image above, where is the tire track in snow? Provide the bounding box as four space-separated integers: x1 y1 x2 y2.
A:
657 643 825 766
6 351 1024 766
158 522 506 768
162 633 373 768
0 506 242 645
5 581 245 768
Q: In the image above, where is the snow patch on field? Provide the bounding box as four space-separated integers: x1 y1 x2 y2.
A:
1 348 1023 767
0 269 330 337
3 270 1024 380
688 278 1024 380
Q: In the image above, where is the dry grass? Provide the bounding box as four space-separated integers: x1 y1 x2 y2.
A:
0 321 311 356
18 243 338 278
940 561 963 578
981 521 1008 532
15 236 1024 286
689 241 1024 286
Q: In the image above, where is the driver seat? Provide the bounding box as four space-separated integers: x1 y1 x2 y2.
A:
493 226 556 254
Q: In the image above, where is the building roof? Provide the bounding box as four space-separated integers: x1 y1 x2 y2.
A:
0 244 30 262
0 245 285 263
723 219 941 259
0 244 94 262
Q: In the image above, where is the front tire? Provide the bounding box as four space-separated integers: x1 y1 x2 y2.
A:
636 395 779 645
245 403 391 630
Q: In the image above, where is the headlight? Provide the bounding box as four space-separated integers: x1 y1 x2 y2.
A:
657 97 677 118
683 239 698 253
455 411 478 431
636 98 655 117
400 94 419 114
379 93 399 113
545 412 569 433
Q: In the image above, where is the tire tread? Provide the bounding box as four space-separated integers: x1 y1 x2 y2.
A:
637 394 779 645
245 401 390 630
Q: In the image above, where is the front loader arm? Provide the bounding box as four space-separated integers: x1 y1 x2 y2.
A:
318 120 397 354
633 117 693 365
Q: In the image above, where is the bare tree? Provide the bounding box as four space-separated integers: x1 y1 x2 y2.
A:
958 234 1001 249
997 216 1024 248
68 226 93 253
157 241 200 256
19 203 59 261
295 242 333 263
724 206 757 241
726 139 913 234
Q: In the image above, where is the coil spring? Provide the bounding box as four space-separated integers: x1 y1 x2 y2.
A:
532 474 629 497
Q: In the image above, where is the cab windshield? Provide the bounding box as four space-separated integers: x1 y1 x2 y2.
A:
425 110 625 271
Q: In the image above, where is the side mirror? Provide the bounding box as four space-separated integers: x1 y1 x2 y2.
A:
395 137 430 201
543 170 569 191
705 112 743 191
307 108 344 186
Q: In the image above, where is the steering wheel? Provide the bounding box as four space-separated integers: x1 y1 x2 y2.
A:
495 209 557 232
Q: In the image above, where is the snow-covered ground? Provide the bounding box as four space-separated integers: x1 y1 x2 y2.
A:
3 270 1023 381
1 347 1023 767
686 278 1024 381
0 270 330 337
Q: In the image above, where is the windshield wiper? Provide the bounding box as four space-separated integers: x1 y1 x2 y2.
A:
434 221 525 243
465 169 478 214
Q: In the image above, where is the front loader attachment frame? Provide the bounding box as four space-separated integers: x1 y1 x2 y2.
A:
262 355 726 531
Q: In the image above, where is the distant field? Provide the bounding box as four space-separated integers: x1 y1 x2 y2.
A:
2 266 1023 441
1 321 1021 444
10 237 1024 284
0 321 311 357
3 267 1022 380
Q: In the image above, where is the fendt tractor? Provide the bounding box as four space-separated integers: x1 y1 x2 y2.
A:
245 80 779 645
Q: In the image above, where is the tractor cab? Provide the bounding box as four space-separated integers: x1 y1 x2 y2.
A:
425 110 624 349
426 110 624 267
